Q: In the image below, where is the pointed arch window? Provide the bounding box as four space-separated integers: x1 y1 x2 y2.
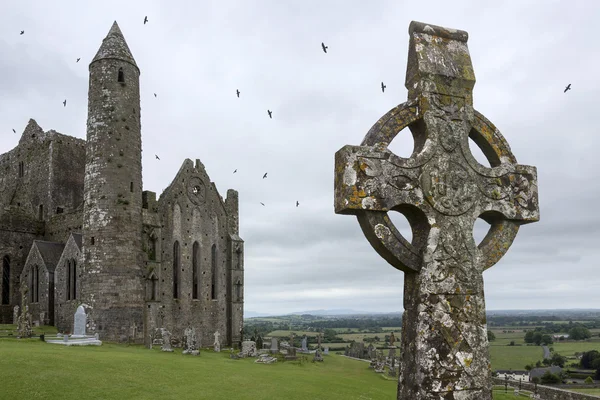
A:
173 241 180 299
192 241 199 299
118 67 125 83
1 256 10 305
211 244 217 300
30 265 39 303
66 260 77 301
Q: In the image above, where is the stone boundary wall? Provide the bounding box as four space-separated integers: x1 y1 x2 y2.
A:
492 377 600 399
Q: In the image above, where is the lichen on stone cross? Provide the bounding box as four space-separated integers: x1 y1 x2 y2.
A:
334 21 539 399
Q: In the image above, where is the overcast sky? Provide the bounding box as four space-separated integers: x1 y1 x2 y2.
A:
1 1 599 316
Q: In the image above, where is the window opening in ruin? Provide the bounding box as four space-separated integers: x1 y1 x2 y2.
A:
56 207 64 214
130 182 133 193
71 260 77 300
173 241 180 299
91 237 95 245
30 265 39 303
192 242 199 299
150 276 157 301
66 260 71 300
235 280 242 302
1 256 9 305
118 68 125 83
38 205 43 221
18 161 24 178
211 244 217 300
149 237 157 261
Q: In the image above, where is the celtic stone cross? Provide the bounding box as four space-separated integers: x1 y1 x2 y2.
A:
334 21 539 399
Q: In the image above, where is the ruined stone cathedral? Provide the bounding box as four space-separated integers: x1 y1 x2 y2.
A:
0 22 244 346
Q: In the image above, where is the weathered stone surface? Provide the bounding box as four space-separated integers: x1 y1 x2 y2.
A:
182 326 199 356
334 21 540 399
0 21 244 346
73 305 87 337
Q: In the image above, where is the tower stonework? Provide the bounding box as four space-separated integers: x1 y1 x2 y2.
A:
81 22 144 341
2 21 244 345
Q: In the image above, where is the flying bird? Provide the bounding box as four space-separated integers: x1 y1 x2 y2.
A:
564 84 571 93
20 30 24 35
296 201 299 207
381 82 386 93
263 172 267 179
154 93 157 97
63 99 67 107
321 42 328 53
155 154 160 160
76 58 80 63
260 202 265 206
12 129 16 133
144 16 148 25
236 89 240 98
267 110 272 119
233 169 237 174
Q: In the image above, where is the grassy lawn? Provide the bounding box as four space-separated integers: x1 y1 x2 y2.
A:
0 338 398 400
489 345 543 370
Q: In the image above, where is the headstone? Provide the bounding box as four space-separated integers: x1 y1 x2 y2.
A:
160 328 174 352
313 348 323 362
324 347 329 355
367 343 376 360
301 336 308 352
334 21 540 399
182 327 199 356
388 347 397 377
213 330 221 352
270 337 278 354
13 305 19 324
63 334 68 343
17 305 32 338
73 305 87 337
240 340 257 357
40 312 45 325
389 332 396 347
255 354 277 364
256 334 263 351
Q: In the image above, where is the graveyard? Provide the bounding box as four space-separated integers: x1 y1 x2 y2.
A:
2 1 600 399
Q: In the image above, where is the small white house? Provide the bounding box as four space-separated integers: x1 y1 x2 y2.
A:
496 370 529 382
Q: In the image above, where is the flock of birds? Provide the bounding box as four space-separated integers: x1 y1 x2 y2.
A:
13 17 575 210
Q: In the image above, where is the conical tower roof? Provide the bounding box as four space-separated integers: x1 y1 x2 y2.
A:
91 21 138 71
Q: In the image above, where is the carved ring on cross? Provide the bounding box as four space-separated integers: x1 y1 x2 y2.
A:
336 98 539 273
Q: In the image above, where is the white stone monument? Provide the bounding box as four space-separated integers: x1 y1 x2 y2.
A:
213 331 221 352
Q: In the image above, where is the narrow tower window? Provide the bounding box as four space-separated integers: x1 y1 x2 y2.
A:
1 256 10 305
38 205 43 221
211 244 217 300
192 241 199 299
173 241 180 299
91 237 95 245
118 67 125 83
130 182 133 193
235 280 242 302
18 161 24 178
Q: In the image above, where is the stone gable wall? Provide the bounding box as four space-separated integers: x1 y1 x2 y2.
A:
54 236 83 333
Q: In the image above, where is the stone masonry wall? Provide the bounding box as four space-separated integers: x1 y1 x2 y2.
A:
156 159 231 347
492 378 600 399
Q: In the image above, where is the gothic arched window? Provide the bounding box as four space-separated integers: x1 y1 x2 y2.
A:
173 241 180 299
192 241 199 299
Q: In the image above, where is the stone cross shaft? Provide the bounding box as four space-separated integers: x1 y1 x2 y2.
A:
334 21 539 399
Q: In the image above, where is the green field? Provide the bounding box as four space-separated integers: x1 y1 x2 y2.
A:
489 345 543 370
0 337 541 399
552 341 600 358
267 330 318 338
571 388 600 395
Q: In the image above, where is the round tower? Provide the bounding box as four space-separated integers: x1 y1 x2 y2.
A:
81 21 144 341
